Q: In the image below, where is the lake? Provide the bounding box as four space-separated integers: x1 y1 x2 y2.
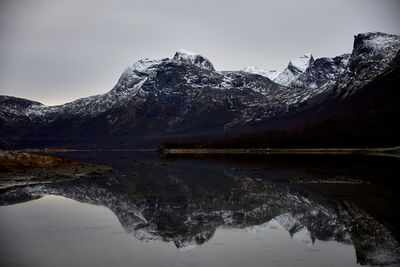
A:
1 151 399 267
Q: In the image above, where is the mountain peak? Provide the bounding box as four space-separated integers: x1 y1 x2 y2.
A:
273 54 314 86
173 49 215 71
115 58 165 91
288 53 314 73
174 49 200 57
334 32 400 97
128 58 165 73
353 32 400 53
289 53 351 89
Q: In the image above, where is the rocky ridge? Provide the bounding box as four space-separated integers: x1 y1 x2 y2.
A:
290 53 351 89
334 32 400 97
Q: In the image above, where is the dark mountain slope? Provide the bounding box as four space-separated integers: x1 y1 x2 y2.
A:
180 51 400 148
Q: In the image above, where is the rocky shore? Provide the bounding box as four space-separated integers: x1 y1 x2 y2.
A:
0 151 113 191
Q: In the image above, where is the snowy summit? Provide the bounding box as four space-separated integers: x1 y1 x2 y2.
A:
289 53 314 73
173 49 215 71
273 53 314 86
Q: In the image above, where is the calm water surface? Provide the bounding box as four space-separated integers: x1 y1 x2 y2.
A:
0 151 399 267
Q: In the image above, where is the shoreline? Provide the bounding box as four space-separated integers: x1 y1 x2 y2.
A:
0 151 113 192
9 146 400 158
17 148 155 153
162 147 400 158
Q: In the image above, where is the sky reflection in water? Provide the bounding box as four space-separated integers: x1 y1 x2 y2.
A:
0 195 358 267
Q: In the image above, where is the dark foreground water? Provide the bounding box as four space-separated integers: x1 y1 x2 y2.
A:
1 151 399 267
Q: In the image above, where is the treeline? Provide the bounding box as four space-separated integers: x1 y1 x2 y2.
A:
161 109 400 149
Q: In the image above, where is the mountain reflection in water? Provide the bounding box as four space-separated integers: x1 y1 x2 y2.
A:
0 152 399 266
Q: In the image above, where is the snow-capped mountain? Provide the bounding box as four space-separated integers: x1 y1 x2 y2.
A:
273 54 314 86
334 32 400 97
0 50 282 122
241 66 279 80
290 54 350 89
173 49 215 71
0 32 399 148
242 53 349 90
0 50 324 147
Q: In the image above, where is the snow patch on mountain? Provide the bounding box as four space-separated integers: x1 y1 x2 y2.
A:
242 66 279 80
273 54 314 86
361 32 400 53
173 49 215 71
127 58 165 74
335 32 400 97
290 54 314 72
290 54 351 89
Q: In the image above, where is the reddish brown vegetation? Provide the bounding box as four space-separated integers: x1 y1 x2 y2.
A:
0 152 79 172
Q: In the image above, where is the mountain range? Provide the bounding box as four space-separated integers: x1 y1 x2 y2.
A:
1 32 399 149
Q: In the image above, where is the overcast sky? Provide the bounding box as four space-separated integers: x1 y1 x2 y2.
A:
0 0 399 105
